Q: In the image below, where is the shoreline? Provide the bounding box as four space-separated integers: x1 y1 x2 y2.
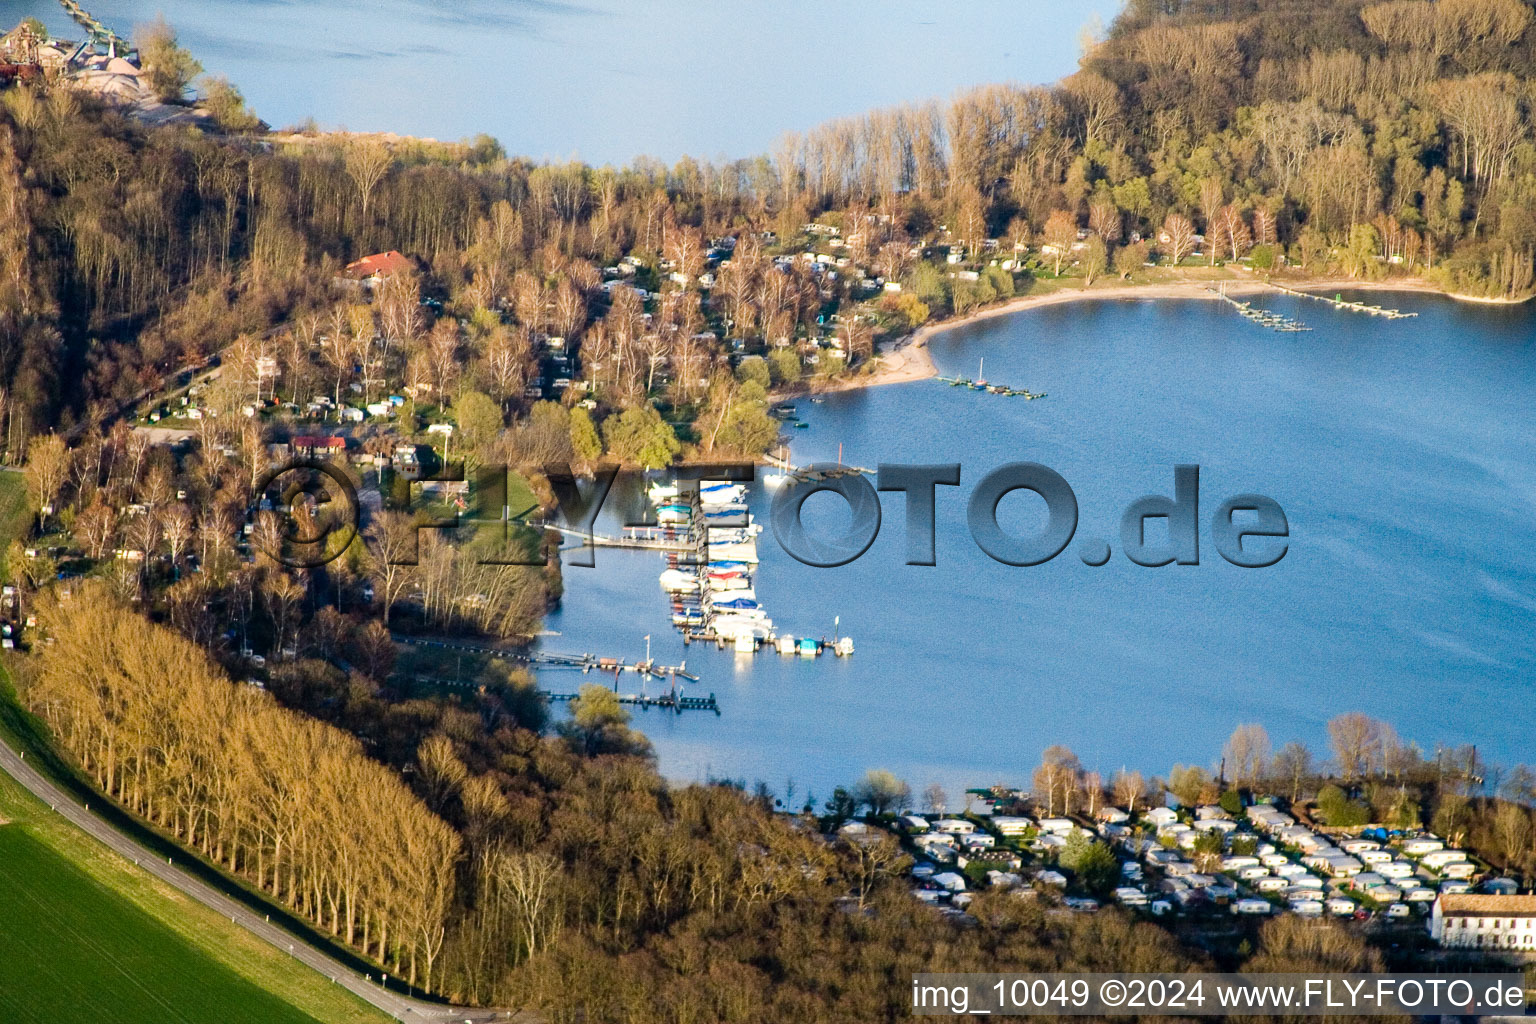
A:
776 274 1525 398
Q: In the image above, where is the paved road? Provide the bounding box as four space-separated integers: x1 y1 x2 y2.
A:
0 740 517 1024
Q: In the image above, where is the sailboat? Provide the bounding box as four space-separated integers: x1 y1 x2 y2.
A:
970 357 988 390
764 444 793 490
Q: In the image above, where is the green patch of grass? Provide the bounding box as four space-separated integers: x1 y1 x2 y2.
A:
506 470 537 518
0 776 387 1024
0 469 31 577
0 671 390 1024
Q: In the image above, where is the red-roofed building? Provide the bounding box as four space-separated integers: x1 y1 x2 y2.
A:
341 251 414 289
292 436 347 458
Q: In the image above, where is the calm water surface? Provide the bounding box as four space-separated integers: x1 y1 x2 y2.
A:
547 293 1536 803
8 0 1119 163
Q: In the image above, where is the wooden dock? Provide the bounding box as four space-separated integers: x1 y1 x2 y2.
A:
1266 282 1417 318
530 520 695 552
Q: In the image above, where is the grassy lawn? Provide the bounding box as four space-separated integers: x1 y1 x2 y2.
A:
0 689 390 1024
0 469 30 577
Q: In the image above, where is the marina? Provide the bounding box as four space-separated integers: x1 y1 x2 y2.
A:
650 476 855 658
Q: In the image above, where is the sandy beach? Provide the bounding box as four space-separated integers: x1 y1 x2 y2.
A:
785 274 1487 396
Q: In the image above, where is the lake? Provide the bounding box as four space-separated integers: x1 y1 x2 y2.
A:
8 0 1120 164
545 291 1536 806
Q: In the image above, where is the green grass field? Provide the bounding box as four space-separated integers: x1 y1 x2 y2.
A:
0 761 390 1024
0 469 30 577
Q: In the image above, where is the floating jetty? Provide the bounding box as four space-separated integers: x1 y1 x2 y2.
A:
409 673 718 715
542 689 719 714
1211 286 1312 332
1266 282 1418 318
395 634 699 682
936 357 1047 398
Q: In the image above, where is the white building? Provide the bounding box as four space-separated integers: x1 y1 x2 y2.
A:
992 815 1033 836
1431 894 1536 950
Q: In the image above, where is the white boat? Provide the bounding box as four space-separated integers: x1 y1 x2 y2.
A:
706 575 751 591
707 526 760 545
709 588 758 606
656 507 690 525
708 541 758 563
733 633 757 653
658 569 698 591
763 471 791 490
709 615 773 638
648 481 682 502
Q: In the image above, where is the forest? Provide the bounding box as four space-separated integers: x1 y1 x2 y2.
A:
2 0 1536 462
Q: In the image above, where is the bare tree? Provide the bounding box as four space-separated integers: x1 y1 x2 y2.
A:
1199 177 1225 264
1032 745 1082 816
846 833 907 911
366 510 420 624
161 503 194 577
494 848 563 959
1111 769 1147 813
343 140 392 222
1214 204 1253 262
1328 712 1380 780
1271 741 1314 803
24 433 68 523
1493 802 1533 872
1223 723 1273 788
1043 210 1077 276
1160 213 1196 266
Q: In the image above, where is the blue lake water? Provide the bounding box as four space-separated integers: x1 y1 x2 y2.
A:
546 292 1536 804
7 0 1119 163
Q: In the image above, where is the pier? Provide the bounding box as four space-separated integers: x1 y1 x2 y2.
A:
542 690 719 714
934 357 1047 398
394 634 699 682
408 673 719 715
530 520 694 553
1210 285 1312 332
1266 282 1417 318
